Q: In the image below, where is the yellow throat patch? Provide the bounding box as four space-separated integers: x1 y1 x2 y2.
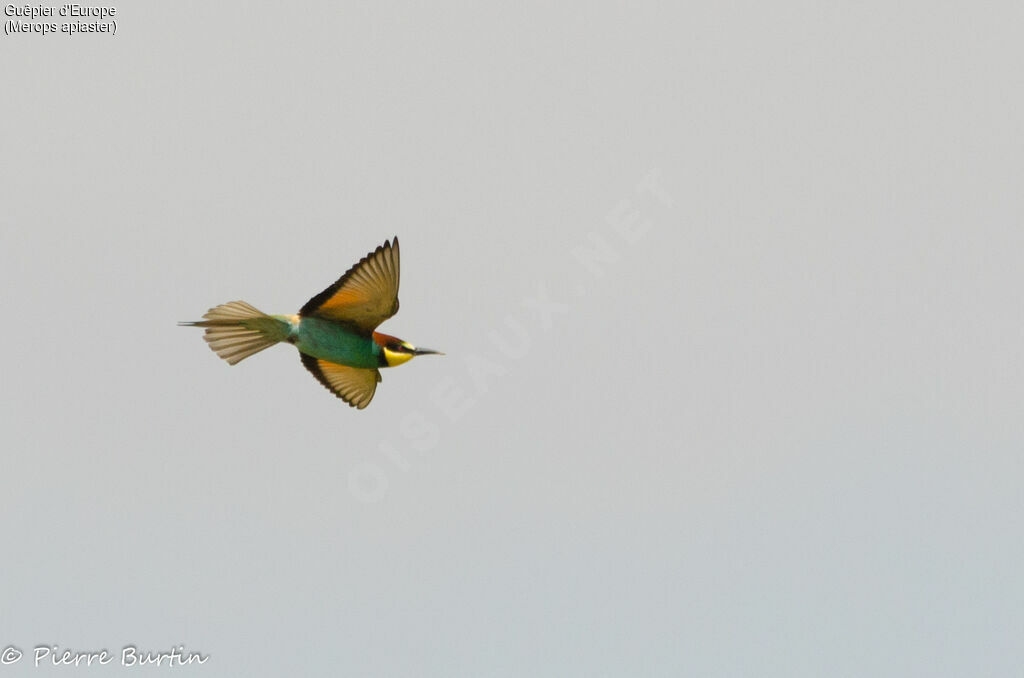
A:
382 344 415 367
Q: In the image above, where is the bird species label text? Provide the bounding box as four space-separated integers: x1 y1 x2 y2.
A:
3 4 118 36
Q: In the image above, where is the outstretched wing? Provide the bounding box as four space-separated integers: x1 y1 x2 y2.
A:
300 352 382 409
299 237 400 332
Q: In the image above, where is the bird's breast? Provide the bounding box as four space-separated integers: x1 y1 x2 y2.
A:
294 316 380 369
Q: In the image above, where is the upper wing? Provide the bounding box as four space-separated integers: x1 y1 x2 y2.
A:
300 352 382 409
299 237 400 332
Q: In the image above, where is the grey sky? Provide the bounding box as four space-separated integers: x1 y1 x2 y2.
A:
1 2 1022 676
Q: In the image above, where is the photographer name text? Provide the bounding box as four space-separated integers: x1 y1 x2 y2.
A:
1 645 208 668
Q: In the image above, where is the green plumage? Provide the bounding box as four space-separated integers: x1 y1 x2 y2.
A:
240 315 293 343
293 316 381 369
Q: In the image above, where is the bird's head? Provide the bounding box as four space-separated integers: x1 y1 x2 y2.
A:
374 332 444 367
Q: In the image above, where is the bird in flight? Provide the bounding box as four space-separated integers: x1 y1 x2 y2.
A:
180 237 442 409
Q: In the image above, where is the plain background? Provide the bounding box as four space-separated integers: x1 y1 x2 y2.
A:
2 2 1022 676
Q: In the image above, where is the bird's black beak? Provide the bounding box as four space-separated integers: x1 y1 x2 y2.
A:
413 347 444 356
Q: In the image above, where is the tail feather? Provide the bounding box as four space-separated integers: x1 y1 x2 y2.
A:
180 301 291 365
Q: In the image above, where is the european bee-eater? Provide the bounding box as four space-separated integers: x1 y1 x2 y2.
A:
181 237 442 409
